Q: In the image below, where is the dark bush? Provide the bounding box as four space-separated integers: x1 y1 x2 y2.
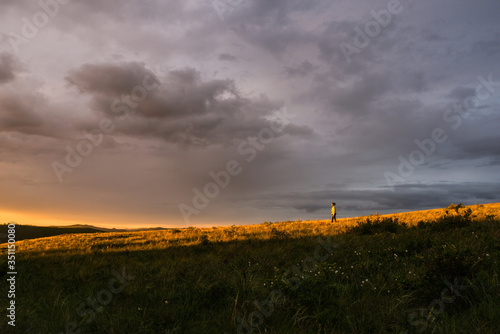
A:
270 227 291 239
199 234 210 246
349 217 407 235
423 204 473 231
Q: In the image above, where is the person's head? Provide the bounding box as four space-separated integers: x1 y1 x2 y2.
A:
332 202 335 206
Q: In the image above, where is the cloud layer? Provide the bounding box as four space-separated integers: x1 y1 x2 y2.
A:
0 0 498 227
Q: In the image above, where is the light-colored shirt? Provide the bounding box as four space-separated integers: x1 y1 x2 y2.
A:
331 206 336 216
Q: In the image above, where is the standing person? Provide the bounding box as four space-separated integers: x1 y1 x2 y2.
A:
331 202 337 223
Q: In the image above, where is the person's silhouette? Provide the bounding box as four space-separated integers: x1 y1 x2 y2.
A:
331 202 336 223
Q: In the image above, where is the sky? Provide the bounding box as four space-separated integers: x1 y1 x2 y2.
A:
0 0 499 228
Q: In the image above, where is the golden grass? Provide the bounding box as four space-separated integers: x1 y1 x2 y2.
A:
4 202 498 259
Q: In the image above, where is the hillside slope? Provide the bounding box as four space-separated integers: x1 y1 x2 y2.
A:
1 203 499 333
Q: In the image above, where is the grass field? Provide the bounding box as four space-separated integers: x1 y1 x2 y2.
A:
1 203 500 333
0 224 169 243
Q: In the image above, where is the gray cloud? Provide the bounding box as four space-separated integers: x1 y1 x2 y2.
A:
284 60 316 78
0 0 498 227
66 62 313 147
0 52 18 84
448 86 476 100
218 53 238 62
253 182 500 216
66 62 152 96
472 33 500 57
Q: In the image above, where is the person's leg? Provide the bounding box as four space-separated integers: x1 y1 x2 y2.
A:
331 216 333 223
334 213 337 222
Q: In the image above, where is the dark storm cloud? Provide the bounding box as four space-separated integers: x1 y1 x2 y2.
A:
317 20 359 67
447 86 476 101
225 0 328 56
0 93 41 129
302 69 424 117
472 33 500 57
451 134 500 164
331 74 392 115
66 62 151 96
254 182 500 214
420 29 445 42
0 87 61 139
66 62 313 146
284 61 316 78
0 52 18 84
218 53 238 62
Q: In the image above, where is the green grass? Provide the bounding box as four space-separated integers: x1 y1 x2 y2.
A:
1 203 500 333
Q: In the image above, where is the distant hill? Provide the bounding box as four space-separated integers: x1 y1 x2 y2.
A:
0 224 168 243
0 224 105 243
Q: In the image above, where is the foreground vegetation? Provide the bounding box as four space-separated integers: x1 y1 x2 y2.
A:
1 203 499 333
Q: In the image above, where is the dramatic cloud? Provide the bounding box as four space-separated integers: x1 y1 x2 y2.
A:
66 62 312 146
0 0 498 228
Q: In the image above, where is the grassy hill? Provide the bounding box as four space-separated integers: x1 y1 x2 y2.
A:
1 203 499 333
0 224 172 243
0 224 109 243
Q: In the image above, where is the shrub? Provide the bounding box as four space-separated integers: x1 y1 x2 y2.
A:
199 234 210 246
422 204 473 231
224 225 238 238
349 217 407 235
270 227 290 239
